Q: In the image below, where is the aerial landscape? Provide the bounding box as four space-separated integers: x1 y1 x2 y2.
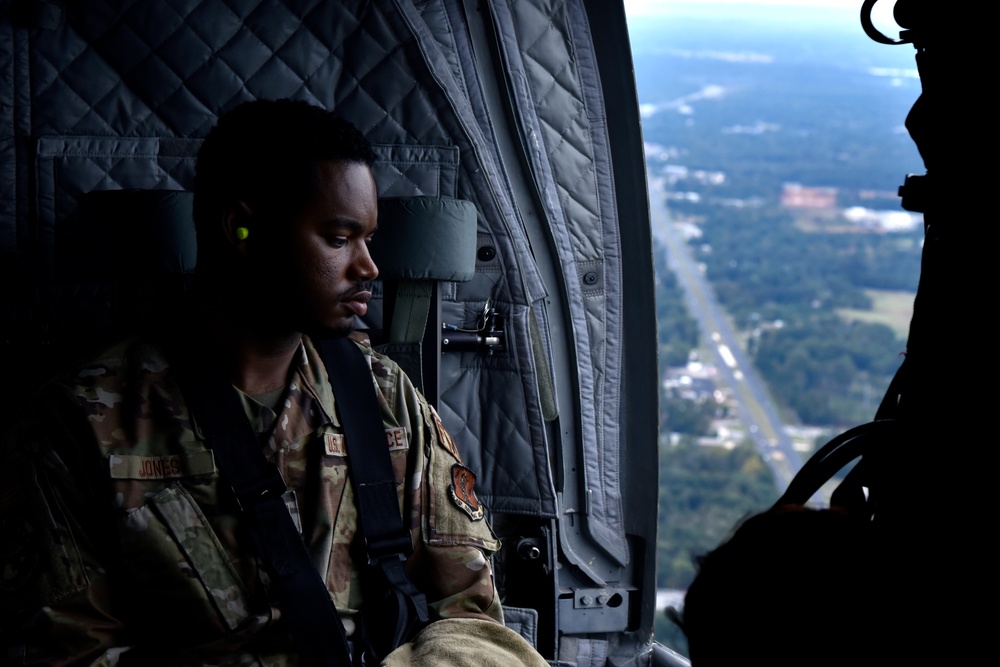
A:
626 0 923 653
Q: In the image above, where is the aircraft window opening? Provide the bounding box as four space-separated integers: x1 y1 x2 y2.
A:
625 0 920 657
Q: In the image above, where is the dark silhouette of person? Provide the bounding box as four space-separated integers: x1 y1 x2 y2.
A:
678 505 879 667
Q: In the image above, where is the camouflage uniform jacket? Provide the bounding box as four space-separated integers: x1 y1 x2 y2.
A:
0 332 503 666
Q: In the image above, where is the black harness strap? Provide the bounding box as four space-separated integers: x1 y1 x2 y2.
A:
174 336 428 665
173 349 352 667
317 337 429 661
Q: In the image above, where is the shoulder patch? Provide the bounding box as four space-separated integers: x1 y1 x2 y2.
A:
449 464 485 522
430 406 462 460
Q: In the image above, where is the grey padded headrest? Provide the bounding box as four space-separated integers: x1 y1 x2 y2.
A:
371 196 478 282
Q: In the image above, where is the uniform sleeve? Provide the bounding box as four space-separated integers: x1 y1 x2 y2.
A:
0 392 128 667
388 378 547 666
412 399 504 623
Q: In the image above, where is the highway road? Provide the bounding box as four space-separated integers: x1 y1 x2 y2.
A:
648 176 803 489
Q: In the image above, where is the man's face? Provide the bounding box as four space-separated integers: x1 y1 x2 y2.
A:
259 159 379 338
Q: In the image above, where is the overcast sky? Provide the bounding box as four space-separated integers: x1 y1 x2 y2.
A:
623 1 900 33
625 0 871 11
623 0 897 17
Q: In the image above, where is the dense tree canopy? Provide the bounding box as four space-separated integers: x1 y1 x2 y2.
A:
657 439 779 591
666 200 914 425
655 244 701 368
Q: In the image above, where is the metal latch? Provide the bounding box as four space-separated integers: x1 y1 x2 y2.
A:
441 299 505 354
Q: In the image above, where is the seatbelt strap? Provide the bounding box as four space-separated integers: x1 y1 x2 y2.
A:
317 337 430 658
172 346 352 667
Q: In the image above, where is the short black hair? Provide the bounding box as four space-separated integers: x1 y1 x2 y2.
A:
193 98 376 269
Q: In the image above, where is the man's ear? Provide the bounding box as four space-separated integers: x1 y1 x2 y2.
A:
222 200 254 250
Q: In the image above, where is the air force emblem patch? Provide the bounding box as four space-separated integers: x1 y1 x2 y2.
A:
449 464 485 521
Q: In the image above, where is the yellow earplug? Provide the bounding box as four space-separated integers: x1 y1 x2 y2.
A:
235 227 250 241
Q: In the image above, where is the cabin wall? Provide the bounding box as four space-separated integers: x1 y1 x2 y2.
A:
0 0 557 517
0 2 658 660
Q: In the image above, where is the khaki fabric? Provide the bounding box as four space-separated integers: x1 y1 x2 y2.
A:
382 618 549 667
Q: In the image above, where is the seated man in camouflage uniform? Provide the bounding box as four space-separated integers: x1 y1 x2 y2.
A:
0 99 546 667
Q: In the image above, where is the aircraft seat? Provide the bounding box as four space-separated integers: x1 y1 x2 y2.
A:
370 196 479 408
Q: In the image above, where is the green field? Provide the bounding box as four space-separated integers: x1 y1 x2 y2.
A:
837 289 915 340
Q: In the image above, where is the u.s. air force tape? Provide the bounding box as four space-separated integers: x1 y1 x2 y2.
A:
323 427 409 457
